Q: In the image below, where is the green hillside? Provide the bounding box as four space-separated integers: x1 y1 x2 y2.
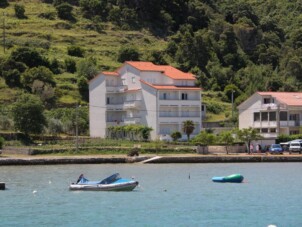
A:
0 0 301 135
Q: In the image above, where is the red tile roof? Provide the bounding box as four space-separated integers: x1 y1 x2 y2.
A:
102 71 119 76
258 92 302 106
140 80 201 91
125 61 196 80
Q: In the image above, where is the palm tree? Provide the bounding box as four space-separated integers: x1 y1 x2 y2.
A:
182 120 195 141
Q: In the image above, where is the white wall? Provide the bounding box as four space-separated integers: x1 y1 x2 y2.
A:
141 83 158 140
89 75 107 137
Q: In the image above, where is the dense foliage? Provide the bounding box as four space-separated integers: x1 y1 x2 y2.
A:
0 0 302 137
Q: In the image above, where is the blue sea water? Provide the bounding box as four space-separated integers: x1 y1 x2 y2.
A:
0 163 301 227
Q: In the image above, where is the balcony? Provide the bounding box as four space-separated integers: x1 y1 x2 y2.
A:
124 117 141 124
106 85 128 93
254 120 301 128
123 100 141 109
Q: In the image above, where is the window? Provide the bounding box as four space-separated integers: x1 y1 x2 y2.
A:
122 78 127 85
163 93 167 100
106 97 110 104
270 128 276 133
269 112 276 121
280 111 287 121
181 93 188 100
263 98 273 104
261 128 268 133
290 114 299 121
132 77 135 83
254 112 260 121
261 112 268 121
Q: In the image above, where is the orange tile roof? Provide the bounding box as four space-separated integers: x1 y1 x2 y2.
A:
258 92 302 106
126 61 196 80
140 80 201 91
102 71 119 76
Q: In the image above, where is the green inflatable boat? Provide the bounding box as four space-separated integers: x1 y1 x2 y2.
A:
212 174 244 183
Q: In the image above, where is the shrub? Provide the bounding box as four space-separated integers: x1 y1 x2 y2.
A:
65 58 76 73
0 136 4 149
38 11 56 20
14 4 27 19
67 46 84 57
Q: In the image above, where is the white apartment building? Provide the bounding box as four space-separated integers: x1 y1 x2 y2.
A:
89 61 202 140
238 92 302 139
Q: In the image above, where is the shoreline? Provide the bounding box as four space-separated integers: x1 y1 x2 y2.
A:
1 153 302 165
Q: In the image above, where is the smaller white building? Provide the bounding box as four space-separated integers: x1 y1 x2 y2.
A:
238 92 302 139
89 61 203 140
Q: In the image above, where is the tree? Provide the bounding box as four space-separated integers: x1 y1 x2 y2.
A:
0 0 9 8
171 131 182 142
77 58 98 80
56 3 74 21
12 93 47 136
182 120 195 141
192 131 216 145
14 4 27 19
10 47 49 68
67 46 84 57
21 66 56 92
117 46 140 63
235 127 262 154
218 131 235 154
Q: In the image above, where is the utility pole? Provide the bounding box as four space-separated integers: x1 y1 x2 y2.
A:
75 104 79 152
3 12 6 54
277 104 280 137
231 90 235 125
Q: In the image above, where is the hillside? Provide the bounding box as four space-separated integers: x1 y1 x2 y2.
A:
0 0 301 134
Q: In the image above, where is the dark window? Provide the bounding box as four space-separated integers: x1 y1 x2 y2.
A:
181 93 188 100
270 128 276 133
261 112 268 121
261 128 268 133
254 112 260 121
163 93 167 100
264 98 272 104
269 112 276 121
280 111 287 121
106 97 110 104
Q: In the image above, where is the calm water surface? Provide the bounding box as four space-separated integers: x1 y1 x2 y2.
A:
0 163 301 227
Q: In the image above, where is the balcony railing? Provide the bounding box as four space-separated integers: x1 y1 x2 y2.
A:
124 117 141 124
106 85 128 93
123 100 141 109
254 120 300 127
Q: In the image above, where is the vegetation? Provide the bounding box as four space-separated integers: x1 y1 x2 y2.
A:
182 120 195 141
0 0 302 141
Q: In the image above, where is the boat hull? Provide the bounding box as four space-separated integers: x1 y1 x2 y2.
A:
212 174 244 183
69 181 139 191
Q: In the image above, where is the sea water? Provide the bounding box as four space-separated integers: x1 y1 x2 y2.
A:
0 163 301 227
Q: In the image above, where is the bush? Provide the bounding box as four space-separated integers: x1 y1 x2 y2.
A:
117 46 140 63
14 4 27 19
67 46 84 57
0 136 4 149
38 11 56 20
65 58 76 73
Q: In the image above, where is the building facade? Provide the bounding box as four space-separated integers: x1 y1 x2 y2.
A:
238 92 302 139
89 61 202 140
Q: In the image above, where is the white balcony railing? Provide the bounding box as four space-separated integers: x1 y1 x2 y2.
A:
106 85 128 93
123 100 141 109
124 117 141 124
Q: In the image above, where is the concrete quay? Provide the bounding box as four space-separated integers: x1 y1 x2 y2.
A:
0 154 302 165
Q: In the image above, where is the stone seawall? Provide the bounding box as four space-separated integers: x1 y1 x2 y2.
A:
0 155 302 165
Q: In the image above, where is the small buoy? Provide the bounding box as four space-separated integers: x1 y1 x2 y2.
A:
49 180 52 184
33 190 37 194
267 225 277 227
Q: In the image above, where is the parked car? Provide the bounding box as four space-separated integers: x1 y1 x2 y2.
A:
289 142 302 154
269 144 283 154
